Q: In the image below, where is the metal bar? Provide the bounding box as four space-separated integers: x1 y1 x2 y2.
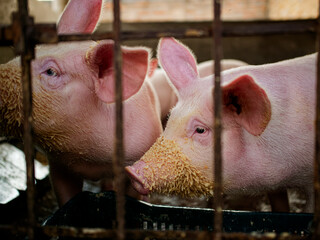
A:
112 0 125 240
0 224 311 240
213 0 223 240
0 19 317 46
38 226 310 240
313 1 320 239
221 19 317 36
16 1 35 240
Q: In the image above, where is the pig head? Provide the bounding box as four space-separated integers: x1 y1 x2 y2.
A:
126 37 316 212
0 0 162 205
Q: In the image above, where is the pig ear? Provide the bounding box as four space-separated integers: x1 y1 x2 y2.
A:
57 0 102 34
158 37 198 91
86 41 149 103
223 75 271 136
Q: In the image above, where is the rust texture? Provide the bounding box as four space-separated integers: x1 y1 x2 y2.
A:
213 0 223 240
16 0 36 240
313 1 320 239
112 1 126 240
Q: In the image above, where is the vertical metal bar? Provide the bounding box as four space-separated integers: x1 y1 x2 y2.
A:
17 0 35 240
313 1 320 238
213 0 223 239
112 0 125 240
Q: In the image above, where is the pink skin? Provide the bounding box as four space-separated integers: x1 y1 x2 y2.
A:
57 0 103 34
126 37 316 212
0 0 162 206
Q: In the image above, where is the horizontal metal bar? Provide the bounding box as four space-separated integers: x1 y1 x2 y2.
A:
0 19 317 46
221 19 317 36
41 227 310 240
0 225 309 240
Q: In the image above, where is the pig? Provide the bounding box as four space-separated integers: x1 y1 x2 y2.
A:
126 37 316 212
0 0 163 205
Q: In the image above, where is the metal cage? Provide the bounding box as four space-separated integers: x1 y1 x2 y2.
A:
0 0 319 239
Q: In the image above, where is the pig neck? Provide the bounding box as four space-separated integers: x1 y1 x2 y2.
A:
221 54 315 193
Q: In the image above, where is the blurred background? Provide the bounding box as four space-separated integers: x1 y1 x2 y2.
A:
1 0 318 24
0 0 318 64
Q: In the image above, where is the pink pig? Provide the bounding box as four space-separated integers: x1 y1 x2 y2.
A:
126 37 316 212
0 0 162 205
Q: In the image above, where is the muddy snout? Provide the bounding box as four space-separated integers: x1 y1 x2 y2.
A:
126 136 214 198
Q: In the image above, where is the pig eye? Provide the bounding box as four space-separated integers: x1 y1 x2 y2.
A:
196 127 206 134
194 125 209 136
188 119 211 145
45 68 59 77
40 63 64 90
192 124 211 145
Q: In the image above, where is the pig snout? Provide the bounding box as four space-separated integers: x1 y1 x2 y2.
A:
126 136 214 198
125 161 150 195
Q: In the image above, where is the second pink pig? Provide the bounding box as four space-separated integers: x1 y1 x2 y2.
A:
126 37 316 212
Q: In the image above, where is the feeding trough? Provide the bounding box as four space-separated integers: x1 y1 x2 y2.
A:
44 191 313 239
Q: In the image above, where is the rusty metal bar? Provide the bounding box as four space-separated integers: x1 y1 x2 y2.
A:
0 19 317 46
213 0 223 240
0 224 311 240
16 1 36 240
112 0 126 240
313 1 320 239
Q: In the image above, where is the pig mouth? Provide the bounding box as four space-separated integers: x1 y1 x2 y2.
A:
125 165 150 195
